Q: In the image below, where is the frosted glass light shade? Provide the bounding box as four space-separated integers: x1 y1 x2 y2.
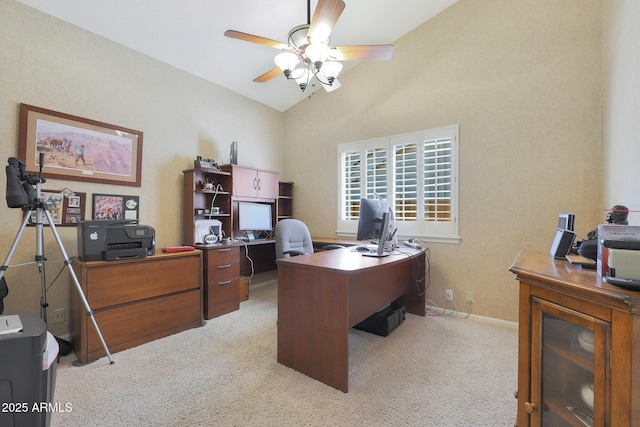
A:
274 51 300 76
305 43 330 67
321 61 343 81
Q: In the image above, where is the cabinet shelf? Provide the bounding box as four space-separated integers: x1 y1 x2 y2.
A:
277 181 293 221
196 190 230 196
545 339 594 373
543 393 593 427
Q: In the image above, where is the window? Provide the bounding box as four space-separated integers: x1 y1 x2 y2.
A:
337 126 459 243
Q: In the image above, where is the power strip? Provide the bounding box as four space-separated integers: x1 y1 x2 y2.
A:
403 240 422 249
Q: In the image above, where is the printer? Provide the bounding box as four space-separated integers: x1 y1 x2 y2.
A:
77 219 155 261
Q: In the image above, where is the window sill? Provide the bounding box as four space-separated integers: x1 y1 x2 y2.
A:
336 231 460 245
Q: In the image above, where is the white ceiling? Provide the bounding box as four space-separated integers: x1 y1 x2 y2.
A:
15 0 457 112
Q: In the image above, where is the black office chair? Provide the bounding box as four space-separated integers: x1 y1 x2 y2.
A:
275 219 343 259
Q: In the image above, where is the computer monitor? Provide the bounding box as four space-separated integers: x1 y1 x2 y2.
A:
238 202 272 239
356 198 390 242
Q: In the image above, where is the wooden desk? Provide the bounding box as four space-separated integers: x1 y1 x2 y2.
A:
276 246 426 392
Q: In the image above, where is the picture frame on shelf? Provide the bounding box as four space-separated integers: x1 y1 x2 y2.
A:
18 103 143 187
28 189 86 226
92 194 139 220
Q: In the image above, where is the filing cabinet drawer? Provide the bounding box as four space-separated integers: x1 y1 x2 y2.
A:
206 246 238 266
203 246 240 319
205 277 239 319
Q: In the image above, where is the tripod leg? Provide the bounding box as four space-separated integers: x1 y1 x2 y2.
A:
43 209 115 364
0 209 34 281
35 204 49 322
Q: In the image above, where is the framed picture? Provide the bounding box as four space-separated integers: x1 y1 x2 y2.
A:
28 189 86 226
18 103 143 187
92 194 139 220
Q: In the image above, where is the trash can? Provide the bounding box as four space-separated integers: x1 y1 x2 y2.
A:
0 314 58 427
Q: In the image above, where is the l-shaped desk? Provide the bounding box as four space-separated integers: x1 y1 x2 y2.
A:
276 245 427 392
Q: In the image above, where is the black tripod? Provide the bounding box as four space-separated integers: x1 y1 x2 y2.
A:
1 156 113 364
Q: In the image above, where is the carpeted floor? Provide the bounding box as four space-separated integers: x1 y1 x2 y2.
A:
51 281 518 426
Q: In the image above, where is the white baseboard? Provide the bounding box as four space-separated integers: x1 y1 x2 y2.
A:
426 306 518 329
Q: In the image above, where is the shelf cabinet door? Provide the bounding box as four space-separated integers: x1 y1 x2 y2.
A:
529 297 610 427
227 166 279 199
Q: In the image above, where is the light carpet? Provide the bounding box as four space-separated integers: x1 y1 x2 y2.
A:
51 282 518 426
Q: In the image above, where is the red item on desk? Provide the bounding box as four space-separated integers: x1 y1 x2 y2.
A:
162 246 195 253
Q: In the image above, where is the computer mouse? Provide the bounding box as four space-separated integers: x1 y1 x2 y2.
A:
355 245 371 252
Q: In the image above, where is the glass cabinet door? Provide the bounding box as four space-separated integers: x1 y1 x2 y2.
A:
530 297 609 426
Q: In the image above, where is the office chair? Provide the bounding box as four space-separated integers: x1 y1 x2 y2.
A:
275 219 343 259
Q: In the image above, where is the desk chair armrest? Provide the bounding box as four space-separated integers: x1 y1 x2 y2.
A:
284 249 308 257
322 244 345 250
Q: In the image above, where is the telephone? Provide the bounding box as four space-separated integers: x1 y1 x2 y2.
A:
195 156 219 171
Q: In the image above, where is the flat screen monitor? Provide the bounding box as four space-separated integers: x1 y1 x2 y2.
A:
238 202 272 233
356 198 390 242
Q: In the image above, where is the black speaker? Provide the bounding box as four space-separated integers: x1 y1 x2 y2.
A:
550 229 576 259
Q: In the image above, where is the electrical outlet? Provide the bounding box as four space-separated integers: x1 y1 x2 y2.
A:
466 291 474 303
53 308 66 323
445 289 453 301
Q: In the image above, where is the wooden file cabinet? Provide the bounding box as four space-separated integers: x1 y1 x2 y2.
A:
203 246 240 319
70 251 203 364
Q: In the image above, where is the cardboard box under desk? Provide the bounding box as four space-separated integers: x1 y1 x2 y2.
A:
239 276 249 302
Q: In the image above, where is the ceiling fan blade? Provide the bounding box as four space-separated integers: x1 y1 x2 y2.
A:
331 45 394 61
224 30 289 50
253 67 282 83
308 0 345 44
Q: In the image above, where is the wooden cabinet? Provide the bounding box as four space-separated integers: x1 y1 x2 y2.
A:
221 164 279 200
277 181 294 221
182 168 232 246
510 251 640 427
70 251 203 364
202 245 240 319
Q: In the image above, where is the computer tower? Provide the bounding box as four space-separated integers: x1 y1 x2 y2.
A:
354 304 406 337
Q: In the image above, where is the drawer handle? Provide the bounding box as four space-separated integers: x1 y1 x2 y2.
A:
217 248 232 252
218 264 232 269
524 402 537 414
218 280 232 285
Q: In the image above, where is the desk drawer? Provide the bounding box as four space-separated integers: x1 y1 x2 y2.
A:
204 277 239 319
206 246 238 266
207 262 240 282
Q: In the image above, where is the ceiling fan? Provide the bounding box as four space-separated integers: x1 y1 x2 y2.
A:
224 0 394 92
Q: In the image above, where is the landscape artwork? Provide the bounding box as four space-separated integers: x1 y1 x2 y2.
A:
34 119 133 176
18 104 143 186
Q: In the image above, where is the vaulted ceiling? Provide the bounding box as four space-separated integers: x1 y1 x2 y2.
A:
16 0 457 111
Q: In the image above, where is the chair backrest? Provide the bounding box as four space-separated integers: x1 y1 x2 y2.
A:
275 219 314 259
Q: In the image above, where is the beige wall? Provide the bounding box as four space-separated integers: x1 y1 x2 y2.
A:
284 0 603 322
1 0 627 333
0 0 284 336
602 0 640 222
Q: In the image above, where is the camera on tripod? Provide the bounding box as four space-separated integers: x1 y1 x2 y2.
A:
5 157 43 209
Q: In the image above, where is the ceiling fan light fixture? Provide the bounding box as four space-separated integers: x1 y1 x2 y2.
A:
288 24 311 50
293 67 312 91
321 61 343 84
274 51 300 79
304 42 331 71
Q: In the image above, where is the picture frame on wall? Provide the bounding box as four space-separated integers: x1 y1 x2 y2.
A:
92 194 139 220
18 103 143 187
28 189 86 226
